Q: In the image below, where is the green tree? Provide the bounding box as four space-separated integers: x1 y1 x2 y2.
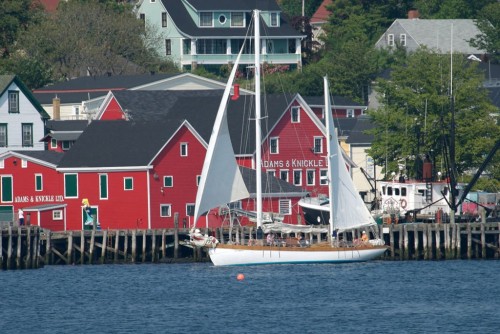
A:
0 0 44 58
14 0 174 84
469 2 500 64
413 0 497 19
368 48 500 182
278 0 324 18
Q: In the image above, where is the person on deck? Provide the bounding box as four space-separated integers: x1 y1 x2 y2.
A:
256 226 263 245
266 233 274 246
361 231 369 242
18 209 24 226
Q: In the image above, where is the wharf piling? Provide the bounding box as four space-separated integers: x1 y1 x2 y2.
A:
2 222 500 270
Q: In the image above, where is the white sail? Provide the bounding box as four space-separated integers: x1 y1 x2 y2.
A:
325 77 376 231
193 46 249 226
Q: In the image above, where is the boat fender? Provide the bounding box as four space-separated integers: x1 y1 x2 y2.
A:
400 199 407 209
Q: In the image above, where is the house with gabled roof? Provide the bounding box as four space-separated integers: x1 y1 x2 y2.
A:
375 11 484 56
41 120 89 152
32 72 254 120
136 0 303 71
310 0 332 50
0 75 50 154
52 117 305 230
0 150 65 228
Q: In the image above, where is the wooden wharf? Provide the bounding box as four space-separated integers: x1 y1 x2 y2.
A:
2 222 500 270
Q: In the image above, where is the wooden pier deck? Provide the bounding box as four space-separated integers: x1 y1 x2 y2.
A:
1 222 500 270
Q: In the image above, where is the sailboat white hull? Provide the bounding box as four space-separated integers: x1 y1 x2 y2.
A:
208 245 387 266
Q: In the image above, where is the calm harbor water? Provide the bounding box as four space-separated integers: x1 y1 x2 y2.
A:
1 260 499 334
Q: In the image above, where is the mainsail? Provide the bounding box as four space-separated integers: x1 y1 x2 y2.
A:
193 46 249 226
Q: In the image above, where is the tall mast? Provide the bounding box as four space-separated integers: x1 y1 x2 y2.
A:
254 9 262 228
324 77 335 240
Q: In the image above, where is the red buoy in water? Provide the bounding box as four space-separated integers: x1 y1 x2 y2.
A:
237 273 245 281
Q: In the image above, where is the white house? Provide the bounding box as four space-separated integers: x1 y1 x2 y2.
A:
0 75 49 154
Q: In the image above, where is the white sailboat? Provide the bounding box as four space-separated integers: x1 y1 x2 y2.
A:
190 10 386 266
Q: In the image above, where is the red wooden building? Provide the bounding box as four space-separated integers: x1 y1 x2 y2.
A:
0 88 365 231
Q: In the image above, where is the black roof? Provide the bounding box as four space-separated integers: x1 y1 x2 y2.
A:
304 95 364 107
12 150 65 166
32 73 179 105
57 120 183 168
161 0 301 38
345 116 375 145
240 166 307 196
110 90 294 155
46 120 89 132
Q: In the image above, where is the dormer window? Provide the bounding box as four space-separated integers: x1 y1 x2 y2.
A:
200 12 213 27
270 12 278 27
231 12 244 27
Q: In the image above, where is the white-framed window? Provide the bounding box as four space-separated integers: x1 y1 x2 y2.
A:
186 204 195 216
0 124 7 147
279 199 291 215
270 137 279 154
64 173 78 198
22 123 33 147
218 14 227 25
313 137 323 154
124 177 133 190
400 34 406 46
8 91 19 113
320 169 328 185
306 169 315 186
162 12 167 27
165 39 171 55
200 12 213 27
35 174 43 191
180 142 188 156
280 169 289 182
388 34 394 46
21 159 27 168
50 138 57 149
73 106 80 116
293 170 302 186
99 174 108 199
231 12 244 27
291 106 300 123
346 109 355 118
267 169 276 177
270 12 279 27
62 141 73 151
0 159 4 168
163 176 173 187
53 210 63 220
160 204 172 217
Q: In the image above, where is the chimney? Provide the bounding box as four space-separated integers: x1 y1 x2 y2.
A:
53 97 60 120
408 9 419 19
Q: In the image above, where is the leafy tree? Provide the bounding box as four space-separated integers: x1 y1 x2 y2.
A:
278 0 324 18
0 56 52 88
413 0 497 19
469 2 500 64
14 0 174 84
0 0 44 58
368 48 500 183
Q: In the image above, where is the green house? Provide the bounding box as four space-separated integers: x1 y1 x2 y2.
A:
137 0 303 71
